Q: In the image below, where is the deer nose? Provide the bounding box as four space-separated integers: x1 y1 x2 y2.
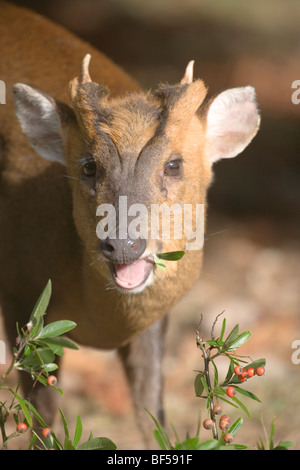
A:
100 236 146 264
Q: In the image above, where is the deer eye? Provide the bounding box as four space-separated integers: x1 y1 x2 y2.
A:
83 160 96 176
164 158 183 177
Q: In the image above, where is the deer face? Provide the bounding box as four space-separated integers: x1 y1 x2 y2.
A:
13 56 260 293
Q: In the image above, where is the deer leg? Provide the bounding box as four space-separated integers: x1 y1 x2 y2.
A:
117 315 168 448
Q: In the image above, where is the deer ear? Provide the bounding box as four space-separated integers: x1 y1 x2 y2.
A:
13 83 72 165
205 86 260 163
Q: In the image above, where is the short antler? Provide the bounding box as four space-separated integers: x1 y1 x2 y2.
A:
180 60 195 85
80 53 92 83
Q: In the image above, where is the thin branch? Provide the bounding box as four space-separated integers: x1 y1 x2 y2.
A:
195 331 219 440
211 311 225 341
0 406 8 449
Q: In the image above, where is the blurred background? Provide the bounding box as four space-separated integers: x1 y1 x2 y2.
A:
2 0 300 449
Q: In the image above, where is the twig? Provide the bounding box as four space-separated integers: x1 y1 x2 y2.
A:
196 326 219 440
211 311 225 341
0 406 8 450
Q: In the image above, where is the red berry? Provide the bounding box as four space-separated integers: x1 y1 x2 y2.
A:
247 367 255 378
256 366 265 376
203 418 214 430
238 375 247 382
226 386 236 398
219 420 229 431
234 365 243 375
224 433 234 444
17 423 28 433
220 415 230 422
47 375 57 386
212 404 222 415
42 427 51 439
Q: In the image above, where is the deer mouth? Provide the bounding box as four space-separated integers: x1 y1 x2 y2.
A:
109 257 154 292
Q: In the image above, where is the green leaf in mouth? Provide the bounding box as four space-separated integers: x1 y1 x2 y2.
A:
153 251 185 270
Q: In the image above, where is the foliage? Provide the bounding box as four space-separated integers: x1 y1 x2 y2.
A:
257 415 294 451
0 280 116 450
148 312 294 450
0 279 294 450
153 251 185 270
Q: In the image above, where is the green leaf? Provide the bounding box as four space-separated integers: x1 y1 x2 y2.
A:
73 415 83 447
19 346 55 369
257 437 265 450
224 358 235 383
175 436 199 450
153 251 185 270
232 396 251 417
205 396 211 410
37 336 79 353
224 443 248 450
194 373 204 397
59 408 69 439
212 387 239 408
38 320 77 339
30 280 52 325
228 417 243 436
29 315 44 339
227 331 251 351
205 340 222 347
146 409 173 450
219 318 226 342
269 417 275 449
211 359 218 388
223 324 239 350
153 429 167 450
197 439 219 450
23 399 48 428
212 385 226 396
216 395 239 408
246 358 266 370
51 385 64 396
44 363 58 372
11 392 33 427
87 431 94 441
153 255 167 271
35 375 48 386
27 433 39 450
170 423 181 445
234 385 261 402
200 376 210 394
274 441 294 450
77 437 117 450
23 344 32 357
64 435 76 450
156 251 185 261
36 339 64 356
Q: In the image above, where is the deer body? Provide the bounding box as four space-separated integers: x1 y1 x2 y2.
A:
0 2 260 446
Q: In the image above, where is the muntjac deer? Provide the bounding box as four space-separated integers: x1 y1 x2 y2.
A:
0 2 260 447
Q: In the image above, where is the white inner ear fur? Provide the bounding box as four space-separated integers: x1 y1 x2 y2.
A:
13 83 66 165
206 86 260 163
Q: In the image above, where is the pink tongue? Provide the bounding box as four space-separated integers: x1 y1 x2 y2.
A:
114 259 152 289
